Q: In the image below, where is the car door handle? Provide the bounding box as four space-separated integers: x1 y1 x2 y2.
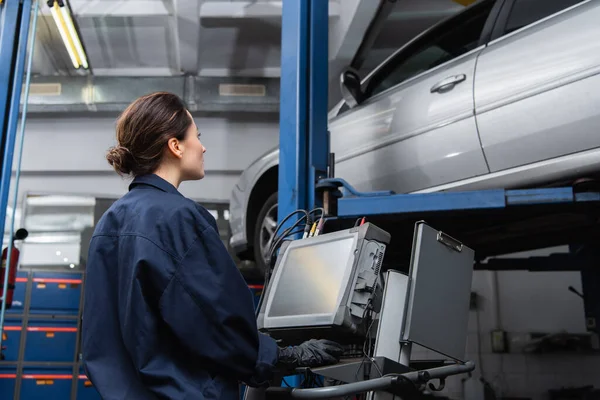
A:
430 74 466 93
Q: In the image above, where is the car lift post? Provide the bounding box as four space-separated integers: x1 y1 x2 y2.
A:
278 0 329 234
0 0 37 350
268 0 329 391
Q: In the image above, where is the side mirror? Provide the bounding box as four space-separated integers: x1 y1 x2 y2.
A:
13 228 28 241
339 68 364 109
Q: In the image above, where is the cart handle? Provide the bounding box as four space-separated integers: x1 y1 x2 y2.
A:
264 361 475 399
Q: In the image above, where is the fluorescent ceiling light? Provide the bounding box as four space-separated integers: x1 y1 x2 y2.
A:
48 0 88 69
59 4 88 68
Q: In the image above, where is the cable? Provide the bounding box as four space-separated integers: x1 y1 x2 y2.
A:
267 205 323 261
271 209 309 243
269 213 308 254
302 217 313 239
355 299 375 383
268 218 306 261
353 216 366 227
271 207 325 247
314 217 325 237
308 207 324 219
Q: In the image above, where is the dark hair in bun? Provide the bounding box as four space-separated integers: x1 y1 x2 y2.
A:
107 92 192 177
106 146 135 176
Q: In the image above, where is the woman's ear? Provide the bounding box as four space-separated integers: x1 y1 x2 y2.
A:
166 137 183 159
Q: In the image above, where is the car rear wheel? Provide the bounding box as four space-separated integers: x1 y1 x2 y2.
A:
253 192 278 276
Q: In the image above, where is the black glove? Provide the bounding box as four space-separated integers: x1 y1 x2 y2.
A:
277 339 344 371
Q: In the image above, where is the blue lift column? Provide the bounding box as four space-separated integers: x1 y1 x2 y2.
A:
276 0 329 389
278 0 330 230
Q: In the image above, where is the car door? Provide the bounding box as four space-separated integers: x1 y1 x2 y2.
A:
328 0 499 194
474 0 600 172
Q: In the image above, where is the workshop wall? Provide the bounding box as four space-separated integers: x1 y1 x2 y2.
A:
10 112 279 202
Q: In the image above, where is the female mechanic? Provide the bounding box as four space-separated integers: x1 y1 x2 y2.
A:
81 92 343 399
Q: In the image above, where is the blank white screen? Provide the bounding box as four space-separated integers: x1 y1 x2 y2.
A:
268 237 355 318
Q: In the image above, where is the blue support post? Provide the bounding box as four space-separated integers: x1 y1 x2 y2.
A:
0 0 37 350
278 0 310 230
277 0 329 389
307 0 329 210
278 0 329 231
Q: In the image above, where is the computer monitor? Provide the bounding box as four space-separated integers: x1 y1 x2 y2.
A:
256 222 391 345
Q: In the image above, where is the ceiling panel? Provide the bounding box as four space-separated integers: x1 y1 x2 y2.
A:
69 0 171 17
77 16 176 72
197 21 281 75
30 16 71 75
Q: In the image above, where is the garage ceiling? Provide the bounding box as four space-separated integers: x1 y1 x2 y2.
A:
32 0 466 78
24 0 469 112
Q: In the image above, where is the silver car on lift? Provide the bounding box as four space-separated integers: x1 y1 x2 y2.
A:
229 0 600 274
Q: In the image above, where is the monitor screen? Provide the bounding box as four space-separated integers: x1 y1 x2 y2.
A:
266 236 356 323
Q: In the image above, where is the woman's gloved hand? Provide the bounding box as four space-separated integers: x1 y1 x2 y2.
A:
277 339 344 371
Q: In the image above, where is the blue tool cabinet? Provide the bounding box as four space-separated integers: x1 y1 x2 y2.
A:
24 319 78 362
29 272 82 315
6 271 28 315
75 372 101 400
0 267 264 399
20 367 73 400
0 367 17 399
1 318 23 361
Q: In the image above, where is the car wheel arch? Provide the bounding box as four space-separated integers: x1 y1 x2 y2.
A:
246 166 279 252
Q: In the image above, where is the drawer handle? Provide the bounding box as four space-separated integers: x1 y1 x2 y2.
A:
27 327 77 332
33 278 82 284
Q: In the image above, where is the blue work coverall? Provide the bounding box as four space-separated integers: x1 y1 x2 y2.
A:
81 174 279 399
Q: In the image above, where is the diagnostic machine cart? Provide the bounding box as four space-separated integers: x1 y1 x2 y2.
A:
247 221 477 399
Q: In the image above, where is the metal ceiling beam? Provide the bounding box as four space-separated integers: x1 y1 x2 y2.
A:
67 0 171 17
70 0 340 19
199 1 340 21
21 76 280 113
174 0 201 74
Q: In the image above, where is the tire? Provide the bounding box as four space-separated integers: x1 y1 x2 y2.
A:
253 192 278 276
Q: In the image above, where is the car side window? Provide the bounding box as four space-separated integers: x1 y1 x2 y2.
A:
338 103 350 115
366 1 495 98
503 0 585 34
